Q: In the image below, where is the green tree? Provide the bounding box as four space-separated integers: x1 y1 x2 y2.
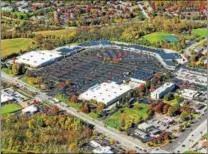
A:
180 111 189 121
168 105 178 116
11 63 18 75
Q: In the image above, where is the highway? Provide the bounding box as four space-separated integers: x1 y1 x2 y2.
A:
174 119 207 153
163 114 207 152
1 72 150 153
184 39 206 56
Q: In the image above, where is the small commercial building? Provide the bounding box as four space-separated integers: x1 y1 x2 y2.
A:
79 82 131 106
90 140 113 154
1 92 14 104
22 105 38 114
138 122 153 132
151 82 175 99
180 89 199 100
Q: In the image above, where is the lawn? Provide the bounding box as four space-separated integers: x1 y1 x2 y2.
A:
164 98 179 106
56 93 81 110
143 32 178 43
192 28 207 38
2 67 12 75
34 28 75 38
183 150 200 154
105 102 149 130
2 103 22 115
21 76 39 88
88 112 99 119
1 38 35 58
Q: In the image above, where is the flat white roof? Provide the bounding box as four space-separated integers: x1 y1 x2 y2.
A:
151 82 175 95
79 82 131 105
22 105 38 113
1 92 14 103
180 89 199 98
16 50 61 67
138 122 152 131
93 146 113 154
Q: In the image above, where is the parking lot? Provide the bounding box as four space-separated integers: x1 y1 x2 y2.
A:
33 47 164 97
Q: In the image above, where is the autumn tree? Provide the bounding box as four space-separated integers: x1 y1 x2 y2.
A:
154 102 164 114
81 104 89 113
70 95 78 103
52 105 59 114
97 103 105 111
65 79 71 85
11 63 18 75
137 83 146 96
180 111 189 121
163 104 169 114
168 105 178 116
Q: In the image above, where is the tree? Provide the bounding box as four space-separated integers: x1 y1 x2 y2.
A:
154 102 164 114
52 105 59 114
110 139 117 144
163 104 169 114
11 63 18 75
164 92 174 101
168 105 178 116
143 113 149 120
26 130 33 138
97 103 105 111
180 111 189 121
70 95 78 103
175 95 183 103
65 79 71 85
35 34 43 45
137 83 146 96
33 100 39 104
69 143 78 152
181 104 190 112
134 103 141 110
81 104 89 113
164 94 169 101
120 118 125 128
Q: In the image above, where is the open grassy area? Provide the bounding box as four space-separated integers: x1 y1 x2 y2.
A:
34 28 75 38
88 112 99 119
183 150 200 154
2 67 12 75
2 103 22 115
192 28 207 38
56 93 81 110
143 32 178 43
105 102 149 130
1 38 35 58
164 98 179 106
21 76 39 88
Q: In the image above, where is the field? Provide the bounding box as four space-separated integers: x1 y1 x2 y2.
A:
55 93 81 110
1 38 35 58
183 150 200 154
192 28 207 38
2 103 22 115
164 98 179 106
34 28 75 38
88 112 99 119
143 32 178 43
21 76 39 88
105 102 149 130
